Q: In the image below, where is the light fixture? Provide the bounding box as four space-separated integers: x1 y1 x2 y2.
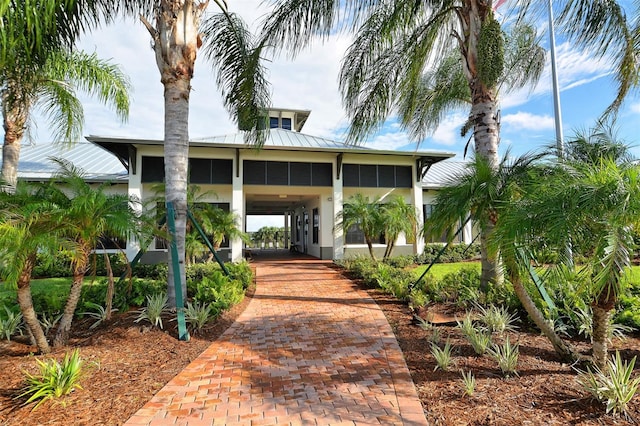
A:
279 194 287 198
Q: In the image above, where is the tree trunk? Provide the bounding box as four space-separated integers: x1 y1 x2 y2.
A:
54 252 88 347
511 272 580 362
592 293 616 368
365 237 377 261
1 101 28 194
16 254 50 354
143 1 203 307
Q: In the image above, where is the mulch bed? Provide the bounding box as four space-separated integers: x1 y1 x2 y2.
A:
1 275 639 425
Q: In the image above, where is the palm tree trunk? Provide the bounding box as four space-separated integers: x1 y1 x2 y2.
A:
1 102 27 194
365 237 377 261
104 252 115 321
511 272 579 362
54 251 89 347
592 293 616 368
16 254 50 354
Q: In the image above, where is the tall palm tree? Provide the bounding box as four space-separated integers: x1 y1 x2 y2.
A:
139 1 270 306
381 196 417 260
0 183 63 354
337 193 383 260
0 50 131 193
261 0 638 286
41 160 146 347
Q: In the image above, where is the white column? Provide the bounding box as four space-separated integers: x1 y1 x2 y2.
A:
412 167 425 256
333 161 344 260
126 154 143 261
284 212 290 249
231 156 244 262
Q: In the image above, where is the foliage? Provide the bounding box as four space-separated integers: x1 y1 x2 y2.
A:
183 301 216 334
460 370 476 397
573 306 635 343
431 339 454 372
477 12 505 88
226 261 253 289
18 349 85 410
488 337 519 377
134 293 168 329
0 304 22 340
415 244 480 264
458 314 492 356
80 302 116 330
478 305 519 335
576 352 640 417
193 271 245 312
408 289 429 310
38 312 61 336
79 277 165 313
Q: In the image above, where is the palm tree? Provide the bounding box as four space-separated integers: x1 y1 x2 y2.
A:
0 183 63 354
498 124 640 367
261 0 638 286
208 207 248 251
140 1 270 307
0 49 131 193
381 196 417 260
337 193 383 260
42 160 146 347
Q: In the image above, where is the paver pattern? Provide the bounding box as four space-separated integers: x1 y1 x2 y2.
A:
125 258 426 425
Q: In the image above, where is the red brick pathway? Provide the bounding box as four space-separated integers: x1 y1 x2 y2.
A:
125 259 427 425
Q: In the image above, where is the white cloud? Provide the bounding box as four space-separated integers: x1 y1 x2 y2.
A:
502 112 555 131
430 113 467 146
630 102 640 115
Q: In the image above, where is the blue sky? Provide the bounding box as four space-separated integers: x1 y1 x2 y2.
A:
31 1 639 162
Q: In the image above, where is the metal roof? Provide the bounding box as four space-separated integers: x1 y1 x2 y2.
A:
2 142 127 182
422 160 468 188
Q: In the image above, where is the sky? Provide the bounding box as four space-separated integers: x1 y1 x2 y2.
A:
22 0 631 163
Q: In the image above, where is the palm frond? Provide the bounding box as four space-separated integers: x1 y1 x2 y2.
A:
201 12 271 146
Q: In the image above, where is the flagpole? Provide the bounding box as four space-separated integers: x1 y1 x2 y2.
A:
548 0 564 158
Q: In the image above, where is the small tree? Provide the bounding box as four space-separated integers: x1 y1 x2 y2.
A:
381 196 417 260
338 194 384 261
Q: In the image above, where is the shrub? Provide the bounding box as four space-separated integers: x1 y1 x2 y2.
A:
80 302 116 330
134 293 169 329
416 244 480 264
0 304 22 341
194 271 244 311
183 301 216 333
226 261 253 290
79 277 165 312
488 337 519 377
384 255 416 268
576 351 640 418
460 370 476 397
18 349 86 410
431 339 454 372
478 305 519 335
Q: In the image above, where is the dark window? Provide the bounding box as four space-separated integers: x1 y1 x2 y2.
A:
343 164 414 188
345 224 365 244
141 157 165 183
211 159 233 184
266 161 289 185
343 164 359 186
97 235 127 250
281 118 292 130
378 165 395 187
395 166 413 188
423 204 460 243
311 163 332 186
189 158 211 184
290 162 311 186
244 160 267 185
359 165 378 187
269 117 279 129
312 208 319 244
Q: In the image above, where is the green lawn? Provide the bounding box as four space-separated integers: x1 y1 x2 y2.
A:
0 277 103 302
413 262 481 279
413 261 640 286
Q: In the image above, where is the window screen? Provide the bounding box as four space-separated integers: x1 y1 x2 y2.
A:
290 162 311 186
244 160 267 184
266 161 289 185
311 163 332 186
281 118 292 130
141 157 165 183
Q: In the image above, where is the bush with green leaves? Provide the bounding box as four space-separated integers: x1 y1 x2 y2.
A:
183 301 217 333
576 351 640 418
416 244 480 264
373 263 414 300
573 306 635 343
384 255 416 268
488 337 519 377
78 277 165 313
193 271 245 311
431 339 454 372
31 253 71 279
134 293 169 329
131 263 168 280
478 305 519 335
18 349 86 410
80 302 116 330
460 370 476 396
226 261 254 290
617 280 640 329
408 289 429 309
0 304 23 341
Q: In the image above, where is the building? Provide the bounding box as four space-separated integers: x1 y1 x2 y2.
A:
7 108 474 263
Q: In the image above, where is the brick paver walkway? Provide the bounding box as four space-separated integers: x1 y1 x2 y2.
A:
125 258 427 426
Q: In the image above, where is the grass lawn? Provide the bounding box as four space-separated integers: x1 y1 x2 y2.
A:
0 277 105 306
413 261 640 286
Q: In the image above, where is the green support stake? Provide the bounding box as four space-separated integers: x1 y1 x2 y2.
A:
517 247 556 312
187 209 230 276
166 202 190 342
